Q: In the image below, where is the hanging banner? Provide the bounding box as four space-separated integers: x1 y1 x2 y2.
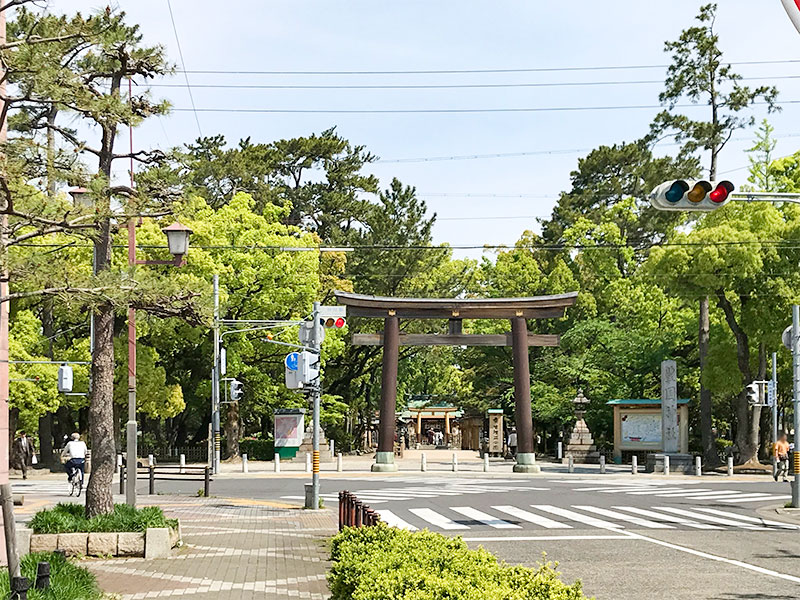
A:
274 409 305 448
781 0 800 34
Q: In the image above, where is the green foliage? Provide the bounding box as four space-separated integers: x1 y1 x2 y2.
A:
239 437 275 460
0 552 103 600
329 525 589 600
29 503 177 534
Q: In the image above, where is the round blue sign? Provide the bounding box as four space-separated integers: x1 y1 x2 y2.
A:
285 352 299 371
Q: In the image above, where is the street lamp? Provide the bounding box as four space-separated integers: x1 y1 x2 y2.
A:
125 216 191 507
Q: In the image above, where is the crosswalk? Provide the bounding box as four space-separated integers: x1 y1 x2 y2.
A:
11 480 74 497
373 504 800 533
555 479 791 505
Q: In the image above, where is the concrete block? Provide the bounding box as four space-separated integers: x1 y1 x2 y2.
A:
145 528 171 559
29 534 58 553
57 532 88 556
88 532 118 556
16 528 32 556
117 532 145 557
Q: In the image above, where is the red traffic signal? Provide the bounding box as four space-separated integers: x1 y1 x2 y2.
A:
650 179 735 211
321 317 346 328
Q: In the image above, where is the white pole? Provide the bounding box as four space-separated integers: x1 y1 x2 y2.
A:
483 453 489 472
695 456 702 476
663 455 670 476
727 456 734 476
337 452 343 472
242 453 248 474
773 351 779 480
148 454 154 467
599 455 606 474
568 456 574 473
557 441 563 460
274 452 280 473
793 305 800 507
116 454 122 474
330 439 334 458
631 455 638 474
421 452 427 472
452 452 458 472
305 452 311 473
179 454 185 474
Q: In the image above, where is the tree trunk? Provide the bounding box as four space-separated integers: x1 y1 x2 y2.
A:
698 296 719 466
224 401 240 459
39 301 55 468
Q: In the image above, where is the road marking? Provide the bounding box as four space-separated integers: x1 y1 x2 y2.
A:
573 486 651 493
491 505 573 529
531 505 624 529
694 508 800 529
572 505 673 529
653 506 768 530
409 508 469 530
611 506 720 529
719 494 791 503
654 490 741 498
450 507 521 529
624 488 696 495
376 510 417 530
462 534 630 542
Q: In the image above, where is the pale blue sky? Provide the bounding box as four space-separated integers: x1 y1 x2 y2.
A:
55 1 800 257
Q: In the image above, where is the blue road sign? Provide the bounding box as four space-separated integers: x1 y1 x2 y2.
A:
285 352 299 371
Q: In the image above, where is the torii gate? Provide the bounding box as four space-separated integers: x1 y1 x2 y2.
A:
334 291 579 473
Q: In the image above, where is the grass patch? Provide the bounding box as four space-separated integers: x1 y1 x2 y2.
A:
29 503 178 534
329 525 590 600
0 552 103 599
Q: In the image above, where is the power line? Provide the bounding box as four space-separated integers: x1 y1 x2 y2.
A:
173 59 800 76
166 0 202 137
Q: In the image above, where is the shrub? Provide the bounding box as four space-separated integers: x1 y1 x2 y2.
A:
30 503 178 534
329 525 590 600
0 552 103 599
239 438 274 460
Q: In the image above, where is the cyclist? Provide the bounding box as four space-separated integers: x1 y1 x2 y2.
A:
61 433 87 485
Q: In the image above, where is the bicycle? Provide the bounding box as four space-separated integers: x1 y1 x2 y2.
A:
68 463 84 497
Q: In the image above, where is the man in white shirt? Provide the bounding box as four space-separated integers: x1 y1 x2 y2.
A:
507 429 518 457
61 433 87 483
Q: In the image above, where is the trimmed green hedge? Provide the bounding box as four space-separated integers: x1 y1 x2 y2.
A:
0 552 103 599
239 438 274 460
329 525 590 600
29 503 178 534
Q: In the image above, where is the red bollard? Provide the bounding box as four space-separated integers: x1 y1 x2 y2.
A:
354 501 363 527
338 491 344 530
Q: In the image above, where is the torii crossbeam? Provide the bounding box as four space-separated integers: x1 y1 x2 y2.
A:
334 291 579 473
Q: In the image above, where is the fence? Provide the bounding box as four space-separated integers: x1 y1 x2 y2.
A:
338 491 381 530
118 464 212 497
138 446 208 464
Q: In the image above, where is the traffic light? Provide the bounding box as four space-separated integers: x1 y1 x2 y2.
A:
57 364 73 393
745 382 760 406
230 379 244 401
650 180 735 211
284 351 319 390
320 316 346 329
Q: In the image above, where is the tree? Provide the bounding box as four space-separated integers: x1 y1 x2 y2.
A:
744 120 778 192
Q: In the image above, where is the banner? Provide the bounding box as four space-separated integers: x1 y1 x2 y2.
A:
274 412 304 448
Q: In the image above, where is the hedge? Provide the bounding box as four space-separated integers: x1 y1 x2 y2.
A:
329 525 590 600
0 552 103 599
239 438 274 460
29 503 178 534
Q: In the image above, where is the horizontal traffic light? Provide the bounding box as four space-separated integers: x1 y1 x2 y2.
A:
650 180 735 211
320 316 346 328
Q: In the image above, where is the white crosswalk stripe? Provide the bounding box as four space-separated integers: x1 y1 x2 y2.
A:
491 505 572 529
718 494 792 503
449 507 520 529
409 508 469 530
376 510 417 530
11 481 75 496
568 482 789 504
652 506 769 530
530 505 624 529
572 505 673 529
612 506 720 530
694 508 800 529
312 482 549 505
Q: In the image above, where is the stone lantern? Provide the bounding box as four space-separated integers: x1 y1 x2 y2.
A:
563 389 600 464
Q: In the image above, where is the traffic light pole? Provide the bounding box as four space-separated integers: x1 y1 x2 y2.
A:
309 301 322 510
792 305 800 508
212 275 220 475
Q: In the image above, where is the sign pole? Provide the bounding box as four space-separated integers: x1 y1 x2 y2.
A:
793 306 800 508
772 352 778 479
310 302 321 509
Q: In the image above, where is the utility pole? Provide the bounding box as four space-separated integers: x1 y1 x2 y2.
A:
772 351 779 479
792 306 800 508
212 275 220 475
309 302 322 510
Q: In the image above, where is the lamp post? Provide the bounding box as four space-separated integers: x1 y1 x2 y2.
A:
124 216 191 507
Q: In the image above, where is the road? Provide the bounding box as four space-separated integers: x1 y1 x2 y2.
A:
14 471 800 599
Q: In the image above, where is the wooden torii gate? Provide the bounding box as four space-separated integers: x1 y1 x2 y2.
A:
334 291 579 473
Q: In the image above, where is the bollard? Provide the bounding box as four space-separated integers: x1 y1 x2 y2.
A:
115 454 121 474
148 454 154 467
149 465 155 495
421 452 427 472
452 453 458 472
568 456 574 473
10 576 30 600
695 456 702 477
179 454 186 474
330 439 335 457
306 452 312 473
354 501 363 527
557 441 563 460
599 455 606 474
727 456 734 476
483 453 489 472
631 455 638 475
242 454 249 474
347 493 355 526
338 492 345 530
337 453 343 472
119 465 125 495
663 455 670 476
304 483 314 509
204 466 210 497
34 562 50 590
274 453 281 473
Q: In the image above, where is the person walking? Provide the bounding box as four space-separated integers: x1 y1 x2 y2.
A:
774 432 791 482
11 431 34 479
507 428 518 458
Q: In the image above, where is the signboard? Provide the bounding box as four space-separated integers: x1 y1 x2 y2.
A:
768 380 777 408
661 360 679 453
274 410 305 448
622 413 662 444
487 409 504 454
285 352 299 371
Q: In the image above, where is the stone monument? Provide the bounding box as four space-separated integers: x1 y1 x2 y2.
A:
563 389 600 464
647 359 693 473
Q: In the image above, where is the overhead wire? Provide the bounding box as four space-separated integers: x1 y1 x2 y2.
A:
165 0 202 137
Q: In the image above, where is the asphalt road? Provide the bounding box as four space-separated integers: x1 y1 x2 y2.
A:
15 472 800 599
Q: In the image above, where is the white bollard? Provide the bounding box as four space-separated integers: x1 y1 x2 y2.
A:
695 455 702 477
179 454 186 474
568 455 574 473
557 441 563 460
663 455 670 476
599 455 606 474
148 454 154 467
631 455 638 474
337 452 343 472
421 452 427 472
242 453 249 474
305 452 311 473
483 453 489 472
274 452 281 473
452 453 458 472
330 439 335 457
727 456 734 476
116 454 122 474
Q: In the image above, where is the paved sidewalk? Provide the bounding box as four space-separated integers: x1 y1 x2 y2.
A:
85 497 336 599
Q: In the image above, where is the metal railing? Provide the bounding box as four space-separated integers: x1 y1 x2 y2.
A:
338 491 381 530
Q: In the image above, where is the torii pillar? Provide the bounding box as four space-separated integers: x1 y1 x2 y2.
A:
511 316 540 473
373 315 400 472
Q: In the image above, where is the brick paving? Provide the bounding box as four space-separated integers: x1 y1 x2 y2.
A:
85 498 336 599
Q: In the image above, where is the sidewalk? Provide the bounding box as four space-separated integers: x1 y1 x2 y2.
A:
86 497 336 599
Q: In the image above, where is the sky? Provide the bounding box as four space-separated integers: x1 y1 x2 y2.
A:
50 0 800 259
